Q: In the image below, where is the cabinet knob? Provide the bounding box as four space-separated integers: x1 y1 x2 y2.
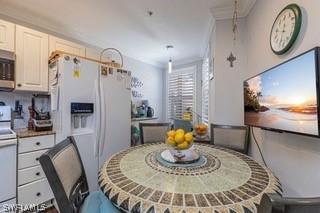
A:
17 83 22 87
36 192 41 197
36 172 40 176
36 157 40 161
36 142 41 146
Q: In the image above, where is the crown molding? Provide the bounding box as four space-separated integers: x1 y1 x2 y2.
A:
211 0 256 20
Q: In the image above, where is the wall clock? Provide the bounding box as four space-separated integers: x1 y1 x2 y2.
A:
270 4 302 55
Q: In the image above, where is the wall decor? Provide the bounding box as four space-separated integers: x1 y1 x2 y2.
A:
131 76 143 88
132 90 143 98
270 4 302 55
227 0 238 68
227 52 236 68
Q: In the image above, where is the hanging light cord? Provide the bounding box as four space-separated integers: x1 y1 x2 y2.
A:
232 0 238 41
251 127 268 168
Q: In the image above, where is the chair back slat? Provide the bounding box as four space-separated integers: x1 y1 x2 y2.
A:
210 124 249 154
257 193 320 213
139 123 170 144
40 136 89 213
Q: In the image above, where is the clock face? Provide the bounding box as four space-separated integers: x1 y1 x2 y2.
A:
270 4 302 55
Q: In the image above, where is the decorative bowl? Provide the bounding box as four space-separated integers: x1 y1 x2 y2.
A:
165 129 194 151
194 123 208 138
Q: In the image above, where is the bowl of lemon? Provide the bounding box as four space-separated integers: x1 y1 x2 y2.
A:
194 123 208 138
165 129 193 150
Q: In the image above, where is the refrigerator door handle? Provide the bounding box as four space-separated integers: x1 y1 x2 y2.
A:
99 80 106 157
94 81 101 158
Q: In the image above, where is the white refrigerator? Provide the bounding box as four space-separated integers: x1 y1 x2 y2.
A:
49 54 131 191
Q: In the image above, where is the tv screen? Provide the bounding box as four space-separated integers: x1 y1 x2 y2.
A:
244 48 320 137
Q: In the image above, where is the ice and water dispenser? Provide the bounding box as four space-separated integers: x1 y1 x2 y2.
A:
71 103 94 132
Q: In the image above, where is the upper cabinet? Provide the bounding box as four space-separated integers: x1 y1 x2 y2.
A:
15 25 49 92
49 36 85 57
0 19 15 52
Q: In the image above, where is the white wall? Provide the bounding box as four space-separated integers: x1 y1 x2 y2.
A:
246 0 320 197
210 18 248 125
123 56 165 121
211 0 320 197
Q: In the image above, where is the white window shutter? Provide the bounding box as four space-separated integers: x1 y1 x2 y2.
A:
168 70 195 121
201 48 210 125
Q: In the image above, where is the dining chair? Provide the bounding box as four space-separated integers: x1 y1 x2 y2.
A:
257 193 320 213
139 122 171 144
210 124 250 154
39 136 119 213
173 119 193 132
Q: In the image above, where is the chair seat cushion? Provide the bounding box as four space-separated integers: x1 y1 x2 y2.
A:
80 191 119 213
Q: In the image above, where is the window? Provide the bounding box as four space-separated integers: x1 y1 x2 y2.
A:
167 67 195 121
201 47 210 125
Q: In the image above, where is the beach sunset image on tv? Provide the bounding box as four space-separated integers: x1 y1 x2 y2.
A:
244 50 319 136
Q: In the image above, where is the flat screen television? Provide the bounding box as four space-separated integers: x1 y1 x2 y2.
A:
244 47 320 137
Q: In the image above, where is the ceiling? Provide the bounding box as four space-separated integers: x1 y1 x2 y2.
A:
0 0 255 67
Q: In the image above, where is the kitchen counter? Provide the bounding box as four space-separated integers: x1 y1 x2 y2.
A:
14 128 55 138
131 117 158 122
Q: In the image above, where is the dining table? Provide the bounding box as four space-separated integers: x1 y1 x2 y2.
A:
98 143 282 213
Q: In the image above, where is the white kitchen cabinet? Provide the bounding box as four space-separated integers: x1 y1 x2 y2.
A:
0 19 15 52
18 149 48 169
0 198 16 213
49 36 85 57
18 134 55 154
18 166 46 186
17 134 55 206
15 25 49 92
18 179 53 206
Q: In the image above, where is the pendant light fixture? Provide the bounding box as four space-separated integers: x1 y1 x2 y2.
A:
167 45 174 73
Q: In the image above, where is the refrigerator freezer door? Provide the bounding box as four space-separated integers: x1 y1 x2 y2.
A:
52 56 100 192
99 70 131 168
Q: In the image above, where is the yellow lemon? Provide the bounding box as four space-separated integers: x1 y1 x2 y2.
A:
175 129 185 135
185 132 193 142
167 130 176 138
166 137 176 146
174 133 185 144
177 141 189 150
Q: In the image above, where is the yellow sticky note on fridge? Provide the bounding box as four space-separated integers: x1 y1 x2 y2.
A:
73 70 80 78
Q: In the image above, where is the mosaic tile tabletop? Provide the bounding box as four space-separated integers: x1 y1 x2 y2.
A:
98 143 282 213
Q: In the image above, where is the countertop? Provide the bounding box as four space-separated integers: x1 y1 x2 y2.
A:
131 117 158 122
14 128 55 138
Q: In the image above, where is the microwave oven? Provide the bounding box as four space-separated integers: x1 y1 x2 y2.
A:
0 50 15 91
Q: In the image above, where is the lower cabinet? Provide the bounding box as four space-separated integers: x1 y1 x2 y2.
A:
0 198 16 213
18 179 53 206
17 134 55 207
18 166 46 186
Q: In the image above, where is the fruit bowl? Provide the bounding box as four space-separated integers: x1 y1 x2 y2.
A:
165 129 193 151
194 123 208 138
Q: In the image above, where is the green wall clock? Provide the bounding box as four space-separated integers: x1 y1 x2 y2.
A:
270 4 302 55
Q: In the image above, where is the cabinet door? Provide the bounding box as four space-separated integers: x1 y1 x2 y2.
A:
49 36 85 57
15 26 49 92
0 19 14 52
